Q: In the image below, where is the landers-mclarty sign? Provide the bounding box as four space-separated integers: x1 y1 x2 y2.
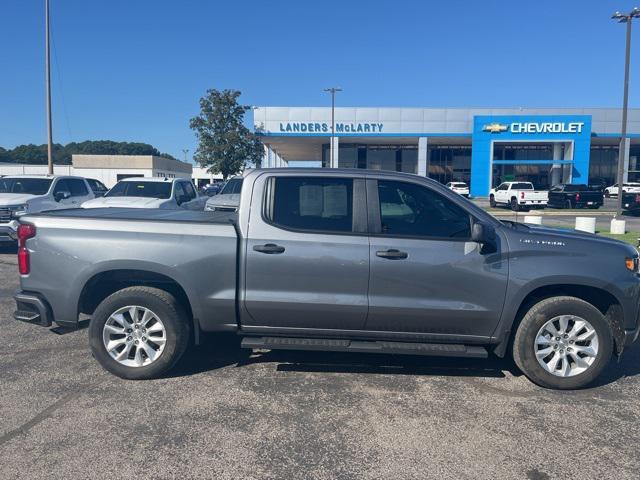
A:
279 122 384 133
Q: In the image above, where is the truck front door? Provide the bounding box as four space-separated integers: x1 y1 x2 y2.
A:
365 179 508 340
243 174 370 331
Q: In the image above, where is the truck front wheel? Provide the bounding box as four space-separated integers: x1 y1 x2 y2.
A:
489 195 496 208
89 286 191 380
512 296 613 390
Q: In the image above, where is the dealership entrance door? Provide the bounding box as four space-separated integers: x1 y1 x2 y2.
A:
491 142 573 189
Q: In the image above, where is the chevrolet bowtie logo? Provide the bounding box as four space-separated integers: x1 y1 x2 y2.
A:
482 123 509 133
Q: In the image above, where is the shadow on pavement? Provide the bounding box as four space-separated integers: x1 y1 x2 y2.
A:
169 333 640 387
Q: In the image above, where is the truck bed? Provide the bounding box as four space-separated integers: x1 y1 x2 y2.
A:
36 207 237 224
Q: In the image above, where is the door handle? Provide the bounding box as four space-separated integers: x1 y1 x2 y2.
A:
253 243 286 254
376 249 408 260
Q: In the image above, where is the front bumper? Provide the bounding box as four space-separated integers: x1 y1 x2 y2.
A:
0 221 18 242
13 291 53 327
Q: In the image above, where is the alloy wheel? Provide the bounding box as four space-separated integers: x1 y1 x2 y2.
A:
534 315 599 377
102 305 167 367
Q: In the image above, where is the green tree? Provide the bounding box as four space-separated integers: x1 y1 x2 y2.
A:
190 89 263 180
0 141 177 164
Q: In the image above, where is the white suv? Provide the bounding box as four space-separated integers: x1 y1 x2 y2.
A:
0 175 94 242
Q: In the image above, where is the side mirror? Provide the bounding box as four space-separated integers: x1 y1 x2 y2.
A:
54 191 71 202
471 222 496 249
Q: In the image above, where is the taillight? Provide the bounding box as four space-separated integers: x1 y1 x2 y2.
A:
520 191 525 199
575 193 581 202
17 223 36 275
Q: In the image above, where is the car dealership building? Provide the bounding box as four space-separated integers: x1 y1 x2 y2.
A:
254 107 640 197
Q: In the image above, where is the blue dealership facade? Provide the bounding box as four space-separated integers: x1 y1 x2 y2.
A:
254 107 640 197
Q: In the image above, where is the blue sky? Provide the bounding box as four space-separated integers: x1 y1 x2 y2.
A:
1 0 638 160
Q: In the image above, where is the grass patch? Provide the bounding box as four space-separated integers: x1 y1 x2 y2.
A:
595 231 640 246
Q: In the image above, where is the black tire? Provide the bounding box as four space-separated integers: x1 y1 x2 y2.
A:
89 286 191 380
489 195 496 208
604 190 610 198
565 199 573 209
512 296 613 390
510 197 520 212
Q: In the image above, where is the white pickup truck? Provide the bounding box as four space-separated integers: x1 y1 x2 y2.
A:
489 181 548 211
82 177 208 211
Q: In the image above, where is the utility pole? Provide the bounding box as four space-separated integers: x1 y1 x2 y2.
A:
324 87 342 168
45 0 53 174
611 8 640 217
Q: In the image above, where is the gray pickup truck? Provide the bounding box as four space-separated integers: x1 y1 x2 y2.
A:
13 169 640 389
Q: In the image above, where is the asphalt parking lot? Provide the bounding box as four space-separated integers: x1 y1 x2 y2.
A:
1 246 640 480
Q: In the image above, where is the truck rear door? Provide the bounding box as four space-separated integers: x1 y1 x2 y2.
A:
242 173 370 331
365 178 508 339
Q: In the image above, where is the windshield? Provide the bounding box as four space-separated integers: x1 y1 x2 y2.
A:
220 178 243 195
0 178 53 195
105 181 172 199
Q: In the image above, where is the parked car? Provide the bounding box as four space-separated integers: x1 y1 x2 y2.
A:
0 175 94 242
445 181 469 197
13 169 640 390
82 177 207 210
489 182 548 211
201 183 221 197
86 178 109 198
621 191 640 213
204 176 243 212
547 184 603 209
603 183 640 197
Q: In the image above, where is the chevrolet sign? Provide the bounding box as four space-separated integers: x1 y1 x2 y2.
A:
511 122 585 134
483 121 585 134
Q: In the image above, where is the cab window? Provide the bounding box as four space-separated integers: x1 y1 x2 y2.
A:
377 180 471 239
268 177 354 233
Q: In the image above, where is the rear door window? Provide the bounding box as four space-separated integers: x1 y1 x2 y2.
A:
268 177 354 233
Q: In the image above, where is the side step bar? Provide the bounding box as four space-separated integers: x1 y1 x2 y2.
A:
241 336 488 358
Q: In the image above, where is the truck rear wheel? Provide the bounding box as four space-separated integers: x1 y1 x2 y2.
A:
89 286 191 380
510 198 520 212
512 296 613 390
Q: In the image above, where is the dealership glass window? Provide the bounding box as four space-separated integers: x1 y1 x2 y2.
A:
270 177 354 233
428 145 471 185
377 180 470 238
628 144 640 182
492 164 552 189
589 145 618 185
325 144 418 174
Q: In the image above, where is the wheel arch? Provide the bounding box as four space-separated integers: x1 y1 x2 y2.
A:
494 283 625 357
78 269 200 343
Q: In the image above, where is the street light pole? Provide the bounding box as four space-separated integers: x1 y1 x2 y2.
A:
612 8 640 217
324 87 342 168
182 149 189 162
45 0 53 175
